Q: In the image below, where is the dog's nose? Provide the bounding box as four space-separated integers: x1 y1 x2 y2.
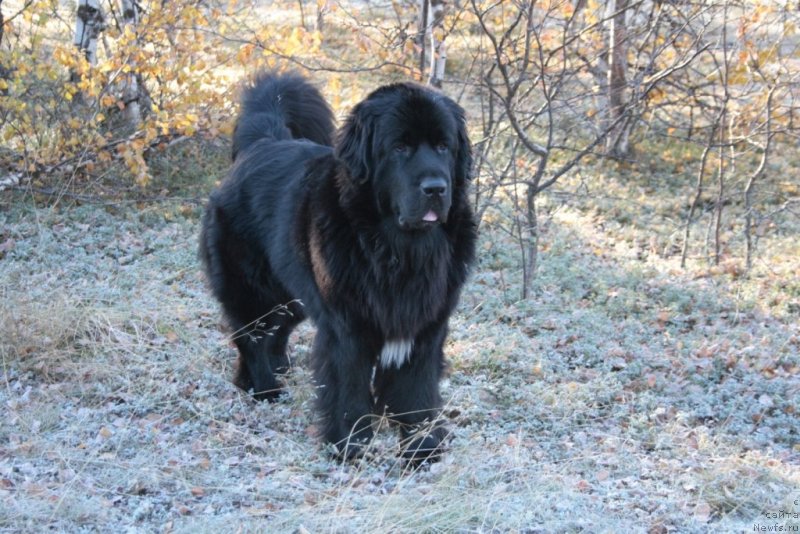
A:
420 177 447 197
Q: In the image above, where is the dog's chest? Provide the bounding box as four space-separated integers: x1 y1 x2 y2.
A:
365 244 451 337
379 339 414 369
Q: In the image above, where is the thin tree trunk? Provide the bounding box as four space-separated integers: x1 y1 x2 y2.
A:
713 116 725 265
297 0 307 30
713 2 731 266
71 0 104 106
0 0 6 90
606 0 630 158
428 0 446 87
681 107 723 268
120 0 141 127
417 0 429 80
744 88 774 272
417 0 446 87
704 208 715 265
315 0 328 32
73 0 104 68
523 183 538 300
430 34 446 88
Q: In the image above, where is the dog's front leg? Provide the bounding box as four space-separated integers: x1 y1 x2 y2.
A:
373 319 450 463
311 321 378 460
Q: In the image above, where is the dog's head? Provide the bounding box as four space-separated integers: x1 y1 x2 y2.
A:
335 83 471 231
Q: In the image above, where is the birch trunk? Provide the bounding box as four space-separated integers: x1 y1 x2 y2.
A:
120 0 141 127
417 0 447 87
73 0 104 67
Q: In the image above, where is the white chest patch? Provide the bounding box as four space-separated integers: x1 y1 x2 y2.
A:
379 339 414 369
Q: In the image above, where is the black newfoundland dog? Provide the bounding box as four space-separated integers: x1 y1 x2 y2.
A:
200 72 476 461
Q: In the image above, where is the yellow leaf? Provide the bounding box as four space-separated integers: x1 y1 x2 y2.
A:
122 26 136 42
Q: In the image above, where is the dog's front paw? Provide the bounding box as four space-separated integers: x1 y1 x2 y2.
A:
400 423 449 464
328 424 374 462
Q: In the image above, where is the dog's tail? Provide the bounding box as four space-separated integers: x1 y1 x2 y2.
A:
232 71 335 160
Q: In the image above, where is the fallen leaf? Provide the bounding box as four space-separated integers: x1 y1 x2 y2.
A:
694 502 712 522
0 238 15 255
646 374 657 388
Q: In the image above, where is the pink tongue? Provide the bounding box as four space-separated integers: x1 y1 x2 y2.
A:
423 210 438 222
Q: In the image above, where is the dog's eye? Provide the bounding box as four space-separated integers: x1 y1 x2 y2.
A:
435 142 449 153
394 143 410 155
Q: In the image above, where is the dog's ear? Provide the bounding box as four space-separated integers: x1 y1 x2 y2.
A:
335 101 375 185
447 100 473 186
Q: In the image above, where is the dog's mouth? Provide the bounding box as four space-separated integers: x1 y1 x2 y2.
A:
422 210 439 223
398 209 446 230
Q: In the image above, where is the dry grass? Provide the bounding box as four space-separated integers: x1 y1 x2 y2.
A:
1 188 799 533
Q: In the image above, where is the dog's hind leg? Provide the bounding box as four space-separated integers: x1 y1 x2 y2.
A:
202 224 300 401
223 284 304 402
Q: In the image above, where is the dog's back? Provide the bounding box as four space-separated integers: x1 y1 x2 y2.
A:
231 72 335 160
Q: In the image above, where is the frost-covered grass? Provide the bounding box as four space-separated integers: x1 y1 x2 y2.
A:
1 190 798 533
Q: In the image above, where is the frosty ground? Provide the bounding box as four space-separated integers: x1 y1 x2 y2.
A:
1 194 798 533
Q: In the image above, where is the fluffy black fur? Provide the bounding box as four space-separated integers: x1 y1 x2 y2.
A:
200 71 476 462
